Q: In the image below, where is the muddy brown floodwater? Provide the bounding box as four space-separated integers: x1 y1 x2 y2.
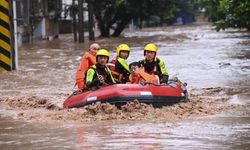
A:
0 23 249 149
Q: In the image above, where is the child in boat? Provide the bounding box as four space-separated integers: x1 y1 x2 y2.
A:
129 62 160 84
85 49 116 90
75 43 100 89
108 44 131 83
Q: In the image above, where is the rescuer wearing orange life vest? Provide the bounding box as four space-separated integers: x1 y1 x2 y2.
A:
75 43 100 89
108 44 131 83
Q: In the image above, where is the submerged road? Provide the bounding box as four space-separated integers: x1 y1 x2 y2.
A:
0 24 249 149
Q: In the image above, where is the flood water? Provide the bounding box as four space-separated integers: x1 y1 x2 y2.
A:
0 23 250 149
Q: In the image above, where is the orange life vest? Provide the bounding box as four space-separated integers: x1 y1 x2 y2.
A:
108 59 124 82
75 52 96 89
129 68 159 84
108 59 116 72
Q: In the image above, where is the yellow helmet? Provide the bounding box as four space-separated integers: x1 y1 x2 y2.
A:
116 44 131 56
144 43 158 53
96 49 110 58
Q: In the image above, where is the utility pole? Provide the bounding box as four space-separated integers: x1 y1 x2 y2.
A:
87 0 95 41
13 0 18 70
78 0 84 43
72 0 77 42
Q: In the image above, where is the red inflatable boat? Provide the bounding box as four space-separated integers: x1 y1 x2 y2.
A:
63 80 188 108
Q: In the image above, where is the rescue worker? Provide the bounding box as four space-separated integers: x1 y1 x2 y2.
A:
75 43 100 89
85 49 115 90
138 43 169 84
108 44 131 83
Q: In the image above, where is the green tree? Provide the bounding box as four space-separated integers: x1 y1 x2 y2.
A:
197 0 222 22
92 0 176 37
215 0 250 30
197 0 250 30
172 0 198 24
91 0 199 37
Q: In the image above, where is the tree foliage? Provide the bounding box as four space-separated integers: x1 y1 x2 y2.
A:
171 0 198 24
90 0 198 37
92 0 172 37
63 0 198 37
197 0 250 30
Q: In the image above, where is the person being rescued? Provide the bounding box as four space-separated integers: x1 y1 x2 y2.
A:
75 43 100 90
108 44 131 83
129 62 160 84
137 43 169 84
85 49 116 90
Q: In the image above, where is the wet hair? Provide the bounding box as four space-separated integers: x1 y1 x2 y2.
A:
129 62 141 69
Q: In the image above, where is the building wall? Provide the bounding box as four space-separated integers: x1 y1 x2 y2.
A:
16 0 60 44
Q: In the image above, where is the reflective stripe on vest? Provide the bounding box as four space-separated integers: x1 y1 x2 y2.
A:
108 58 123 81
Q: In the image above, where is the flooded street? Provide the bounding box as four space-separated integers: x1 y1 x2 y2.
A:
0 23 250 149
